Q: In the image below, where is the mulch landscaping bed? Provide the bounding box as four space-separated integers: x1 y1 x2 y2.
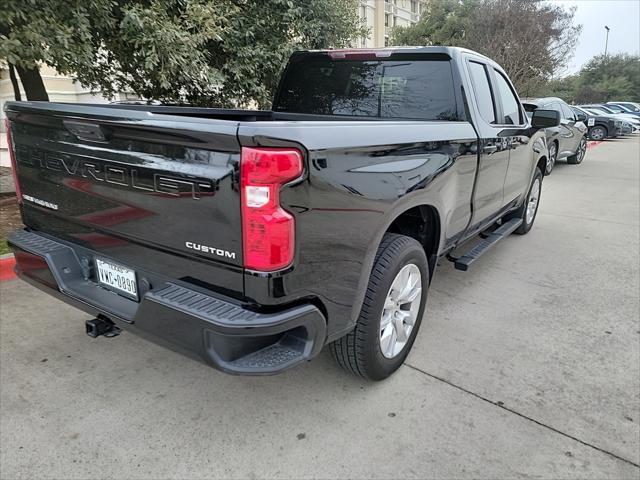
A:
0 195 22 254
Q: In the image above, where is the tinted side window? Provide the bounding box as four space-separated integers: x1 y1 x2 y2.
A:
560 103 575 121
606 104 624 113
467 61 495 123
274 55 459 120
548 103 563 115
494 70 522 125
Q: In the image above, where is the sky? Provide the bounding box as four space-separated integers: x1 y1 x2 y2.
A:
553 0 640 74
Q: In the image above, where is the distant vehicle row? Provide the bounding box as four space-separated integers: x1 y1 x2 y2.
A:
522 97 587 175
522 97 639 174
579 103 640 139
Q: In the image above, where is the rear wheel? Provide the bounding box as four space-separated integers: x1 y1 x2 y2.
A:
545 142 557 175
330 233 429 380
567 136 587 164
505 167 543 235
588 125 607 141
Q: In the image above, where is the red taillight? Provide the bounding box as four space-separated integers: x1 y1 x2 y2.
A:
240 147 303 272
4 118 22 204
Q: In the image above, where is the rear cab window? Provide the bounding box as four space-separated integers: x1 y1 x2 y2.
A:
274 52 460 121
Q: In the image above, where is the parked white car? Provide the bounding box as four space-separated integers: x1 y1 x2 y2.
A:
606 101 640 113
580 106 640 134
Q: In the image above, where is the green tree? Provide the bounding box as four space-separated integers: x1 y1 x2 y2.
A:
538 54 640 104
1 0 365 106
204 0 366 108
1 0 231 102
534 75 579 102
391 0 477 47
574 54 640 103
390 0 581 95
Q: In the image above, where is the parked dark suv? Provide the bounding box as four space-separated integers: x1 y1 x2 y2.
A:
522 97 588 175
571 105 620 141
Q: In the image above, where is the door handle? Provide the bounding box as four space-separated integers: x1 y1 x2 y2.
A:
483 145 498 154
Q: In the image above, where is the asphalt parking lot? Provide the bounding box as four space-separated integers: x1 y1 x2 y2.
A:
1 137 638 479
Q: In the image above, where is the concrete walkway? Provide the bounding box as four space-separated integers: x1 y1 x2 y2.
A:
1 138 638 479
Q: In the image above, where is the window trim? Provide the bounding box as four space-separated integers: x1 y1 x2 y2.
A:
489 68 527 127
466 59 498 125
560 102 576 121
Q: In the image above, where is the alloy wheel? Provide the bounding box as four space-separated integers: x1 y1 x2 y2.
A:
547 143 557 174
590 127 605 141
577 137 587 163
526 177 541 225
380 264 422 359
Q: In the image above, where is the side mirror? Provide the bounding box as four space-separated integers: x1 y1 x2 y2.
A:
575 113 587 122
531 109 560 128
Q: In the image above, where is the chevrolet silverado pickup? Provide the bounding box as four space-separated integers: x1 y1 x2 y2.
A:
6 47 560 380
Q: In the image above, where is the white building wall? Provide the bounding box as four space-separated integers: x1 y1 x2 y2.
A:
0 66 134 167
357 0 424 48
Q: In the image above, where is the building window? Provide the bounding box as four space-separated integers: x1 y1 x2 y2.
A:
360 5 367 22
385 13 390 27
411 0 417 13
384 37 389 47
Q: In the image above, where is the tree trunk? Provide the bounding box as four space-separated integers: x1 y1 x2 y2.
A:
15 65 49 101
8 63 22 101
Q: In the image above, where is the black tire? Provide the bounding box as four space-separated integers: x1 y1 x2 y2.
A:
567 136 587 164
588 125 607 141
545 141 558 175
505 167 543 235
330 233 429 380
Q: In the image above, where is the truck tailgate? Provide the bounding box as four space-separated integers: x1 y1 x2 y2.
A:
6 102 244 295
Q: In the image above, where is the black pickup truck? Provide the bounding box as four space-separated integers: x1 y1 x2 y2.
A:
6 47 559 380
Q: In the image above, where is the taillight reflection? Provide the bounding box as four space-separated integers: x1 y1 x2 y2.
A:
4 118 22 204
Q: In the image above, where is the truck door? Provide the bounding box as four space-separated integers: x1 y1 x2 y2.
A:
489 67 533 207
560 102 583 154
548 102 575 158
464 59 510 231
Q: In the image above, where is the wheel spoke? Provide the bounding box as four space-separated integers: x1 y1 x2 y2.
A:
384 295 395 310
404 285 422 303
380 309 393 330
380 324 394 354
398 273 419 302
398 267 410 291
386 328 397 357
399 309 415 326
393 316 408 343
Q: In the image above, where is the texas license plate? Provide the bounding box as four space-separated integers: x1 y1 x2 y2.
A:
95 258 138 300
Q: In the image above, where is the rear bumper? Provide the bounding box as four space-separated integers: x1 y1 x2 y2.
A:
8 229 326 375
